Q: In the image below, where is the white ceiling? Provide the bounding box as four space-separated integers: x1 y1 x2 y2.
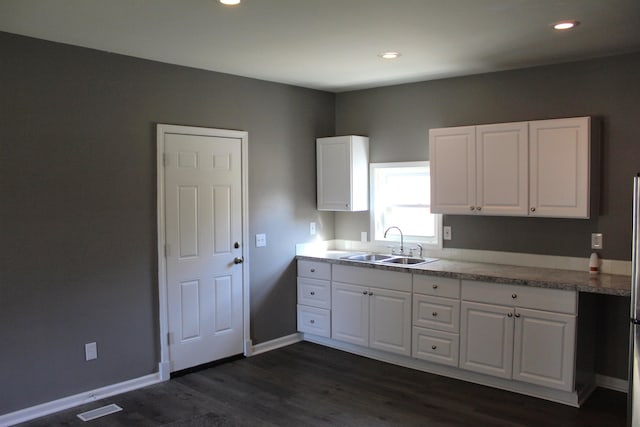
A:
1 0 639 92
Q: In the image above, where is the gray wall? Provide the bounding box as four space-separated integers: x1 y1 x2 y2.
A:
336 53 640 261
0 32 334 414
335 53 640 380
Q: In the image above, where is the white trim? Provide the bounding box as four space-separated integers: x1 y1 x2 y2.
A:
595 374 629 393
251 333 303 356
0 373 161 427
156 124 250 376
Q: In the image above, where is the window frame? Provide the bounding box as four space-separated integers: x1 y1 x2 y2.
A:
369 161 442 250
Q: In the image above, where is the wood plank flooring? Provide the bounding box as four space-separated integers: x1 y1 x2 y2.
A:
16 341 626 426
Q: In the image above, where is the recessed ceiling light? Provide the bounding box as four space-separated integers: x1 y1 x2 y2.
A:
378 51 401 60
552 20 580 30
220 0 241 5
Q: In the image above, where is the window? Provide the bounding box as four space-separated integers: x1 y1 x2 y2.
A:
370 162 442 248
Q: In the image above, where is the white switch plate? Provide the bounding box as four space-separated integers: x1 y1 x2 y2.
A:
85 342 97 361
255 233 266 247
591 233 603 249
443 226 452 241
310 222 316 235
361 231 368 242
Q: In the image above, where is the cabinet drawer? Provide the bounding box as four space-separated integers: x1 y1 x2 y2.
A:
297 305 330 337
297 277 330 309
297 260 331 280
413 295 460 333
413 275 461 298
333 264 411 292
412 327 459 367
461 280 576 314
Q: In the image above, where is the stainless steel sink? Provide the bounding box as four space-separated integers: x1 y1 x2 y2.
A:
342 253 391 262
380 257 428 265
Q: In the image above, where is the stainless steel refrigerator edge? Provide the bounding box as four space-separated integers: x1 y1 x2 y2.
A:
629 174 640 427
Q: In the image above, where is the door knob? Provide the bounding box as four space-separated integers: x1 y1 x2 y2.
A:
234 257 244 264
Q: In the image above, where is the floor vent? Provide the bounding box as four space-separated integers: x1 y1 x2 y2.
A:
77 404 123 421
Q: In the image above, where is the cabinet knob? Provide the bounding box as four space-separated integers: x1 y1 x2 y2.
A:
530 207 536 212
432 284 438 289
310 291 315 296
368 291 373 296
310 319 315 324
515 313 521 318
508 312 513 318
469 206 475 211
477 206 482 211
512 293 517 299
310 268 316 273
363 291 368 295
431 345 437 350
432 312 438 317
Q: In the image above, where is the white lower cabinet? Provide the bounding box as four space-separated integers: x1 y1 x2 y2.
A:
331 265 412 356
460 280 577 392
296 261 331 338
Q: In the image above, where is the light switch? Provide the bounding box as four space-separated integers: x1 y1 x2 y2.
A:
443 226 452 241
310 222 316 235
256 233 266 247
85 342 97 361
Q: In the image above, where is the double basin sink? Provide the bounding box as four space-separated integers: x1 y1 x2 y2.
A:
340 253 438 266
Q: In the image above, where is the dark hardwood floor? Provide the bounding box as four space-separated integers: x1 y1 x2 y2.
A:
17 341 627 426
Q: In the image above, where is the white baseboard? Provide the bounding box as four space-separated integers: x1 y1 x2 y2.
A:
0 373 162 427
250 333 302 356
595 374 629 393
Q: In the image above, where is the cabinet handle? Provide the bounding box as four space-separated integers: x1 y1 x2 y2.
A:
432 284 438 289
512 293 517 299
530 207 536 212
515 313 521 318
432 312 438 317
310 268 316 273
469 206 475 211
310 319 315 324
507 312 513 318
368 292 373 296
431 345 437 350
310 291 315 296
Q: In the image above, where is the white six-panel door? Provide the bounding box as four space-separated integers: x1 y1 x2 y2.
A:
162 128 245 373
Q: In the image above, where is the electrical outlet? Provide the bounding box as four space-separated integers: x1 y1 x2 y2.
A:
361 231 368 242
443 226 452 241
85 342 97 361
310 222 316 235
591 233 603 249
255 233 266 247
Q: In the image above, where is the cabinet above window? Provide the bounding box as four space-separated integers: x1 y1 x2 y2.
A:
429 117 591 219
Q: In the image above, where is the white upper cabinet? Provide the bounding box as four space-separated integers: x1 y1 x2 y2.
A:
529 117 590 218
430 122 528 216
429 117 590 218
317 135 369 211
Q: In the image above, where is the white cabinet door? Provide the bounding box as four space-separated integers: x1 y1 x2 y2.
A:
460 301 514 379
429 126 476 214
317 136 369 211
331 282 369 346
476 122 528 216
513 308 576 391
529 117 590 218
369 288 411 356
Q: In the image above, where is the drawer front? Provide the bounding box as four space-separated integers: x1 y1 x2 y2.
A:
297 277 330 309
297 305 330 337
413 295 460 333
461 280 577 314
297 260 331 280
412 326 460 367
413 275 461 298
332 264 412 292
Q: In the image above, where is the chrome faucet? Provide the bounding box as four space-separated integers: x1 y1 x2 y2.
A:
384 226 404 255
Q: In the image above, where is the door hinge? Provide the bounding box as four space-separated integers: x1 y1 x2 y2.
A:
163 153 170 167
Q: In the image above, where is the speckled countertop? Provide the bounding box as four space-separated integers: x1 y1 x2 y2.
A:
296 251 632 297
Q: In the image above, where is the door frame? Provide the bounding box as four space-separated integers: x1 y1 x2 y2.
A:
156 124 250 380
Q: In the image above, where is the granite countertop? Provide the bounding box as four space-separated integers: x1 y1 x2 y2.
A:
296 251 632 297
